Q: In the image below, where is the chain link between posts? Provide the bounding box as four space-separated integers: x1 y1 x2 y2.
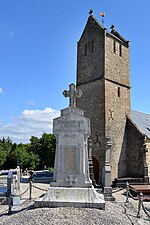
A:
128 189 138 201
32 184 48 192
125 183 150 219
0 198 7 205
141 201 150 218
15 186 30 197
112 187 125 193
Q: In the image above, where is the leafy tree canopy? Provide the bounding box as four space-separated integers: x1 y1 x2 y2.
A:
0 133 56 171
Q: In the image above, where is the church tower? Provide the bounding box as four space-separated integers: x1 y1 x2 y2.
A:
76 12 130 184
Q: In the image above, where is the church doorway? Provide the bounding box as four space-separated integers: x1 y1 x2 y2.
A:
92 156 99 183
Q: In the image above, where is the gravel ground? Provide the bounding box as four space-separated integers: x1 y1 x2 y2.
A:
0 184 150 225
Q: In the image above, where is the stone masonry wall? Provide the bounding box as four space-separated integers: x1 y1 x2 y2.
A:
76 16 106 182
105 34 130 86
77 16 105 86
126 119 144 177
104 33 130 181
145 138 150 177
76 15 130 184
77 80 105 181
105 80 130 180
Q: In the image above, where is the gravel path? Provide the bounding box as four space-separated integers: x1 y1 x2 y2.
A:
0 184 150 225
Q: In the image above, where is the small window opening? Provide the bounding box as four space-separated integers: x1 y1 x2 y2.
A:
113 41 116 54
85 44 87 56
147 127 150 131
118 87 120 97
119 44 122 57
92 41 94 53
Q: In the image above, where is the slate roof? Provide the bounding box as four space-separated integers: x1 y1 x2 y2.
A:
109 29 129 45
80 15 129 44
130 110 150 139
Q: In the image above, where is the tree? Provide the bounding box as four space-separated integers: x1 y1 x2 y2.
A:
0 133 56 170
17 143 40 170
29 133 56 169
0 143 7 168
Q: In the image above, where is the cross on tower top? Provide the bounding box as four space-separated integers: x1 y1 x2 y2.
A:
89 9 93 15
63 83 82 107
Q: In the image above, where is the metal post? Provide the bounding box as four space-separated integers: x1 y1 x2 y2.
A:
29 180 32 200
137 192 143 218
7 172 13 215
126 182 129 203
8 198 12 215
28 171 33 200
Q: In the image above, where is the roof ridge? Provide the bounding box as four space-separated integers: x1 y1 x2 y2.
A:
89 15 106 30
130 110 150 139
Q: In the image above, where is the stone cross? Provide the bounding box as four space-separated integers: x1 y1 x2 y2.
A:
89 9 93 15
65 175 77 187
63 83 82 107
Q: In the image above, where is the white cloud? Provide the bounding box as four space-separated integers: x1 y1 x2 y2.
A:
0 21 15 39
0 107 60 144
8 30 15 39
0 87 4 94
26 100 36 106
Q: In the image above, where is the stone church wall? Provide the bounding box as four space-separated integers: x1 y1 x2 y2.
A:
105 33 130 86
126 119 144 177
77 80 105 181
105 79 129 180
145 139 150 177
76 16 106 182
76 14 132 184
77 16 105 86
104 33 130 181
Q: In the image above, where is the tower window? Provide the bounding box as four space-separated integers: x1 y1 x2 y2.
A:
113 41 116 54
92 41 94 53
119 44 122 57
85 44 87 56
118 87 120 97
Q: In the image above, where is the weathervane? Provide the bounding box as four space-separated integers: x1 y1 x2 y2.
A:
100 12 105 26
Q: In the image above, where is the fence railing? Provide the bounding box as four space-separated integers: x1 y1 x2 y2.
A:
0 172 48 215
125 182 150 218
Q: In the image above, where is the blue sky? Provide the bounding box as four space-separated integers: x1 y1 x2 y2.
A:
0 0 150 143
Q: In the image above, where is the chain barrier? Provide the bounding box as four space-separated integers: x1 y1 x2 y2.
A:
121 204 135 225
125 182 150 220
0 171 48 215
126 182 129 203
15 186 29 197
128 189 138 201
112 187 125 193
32 184 48 192
142 201 150 218
126 182 138 202
0 198 7 205
137 192 143 218
136 191 150 219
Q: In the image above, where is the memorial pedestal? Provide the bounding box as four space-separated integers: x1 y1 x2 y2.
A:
35 84 105 209
35 186 105 209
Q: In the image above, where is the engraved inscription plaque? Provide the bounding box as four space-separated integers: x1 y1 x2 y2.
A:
64 146 76 173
